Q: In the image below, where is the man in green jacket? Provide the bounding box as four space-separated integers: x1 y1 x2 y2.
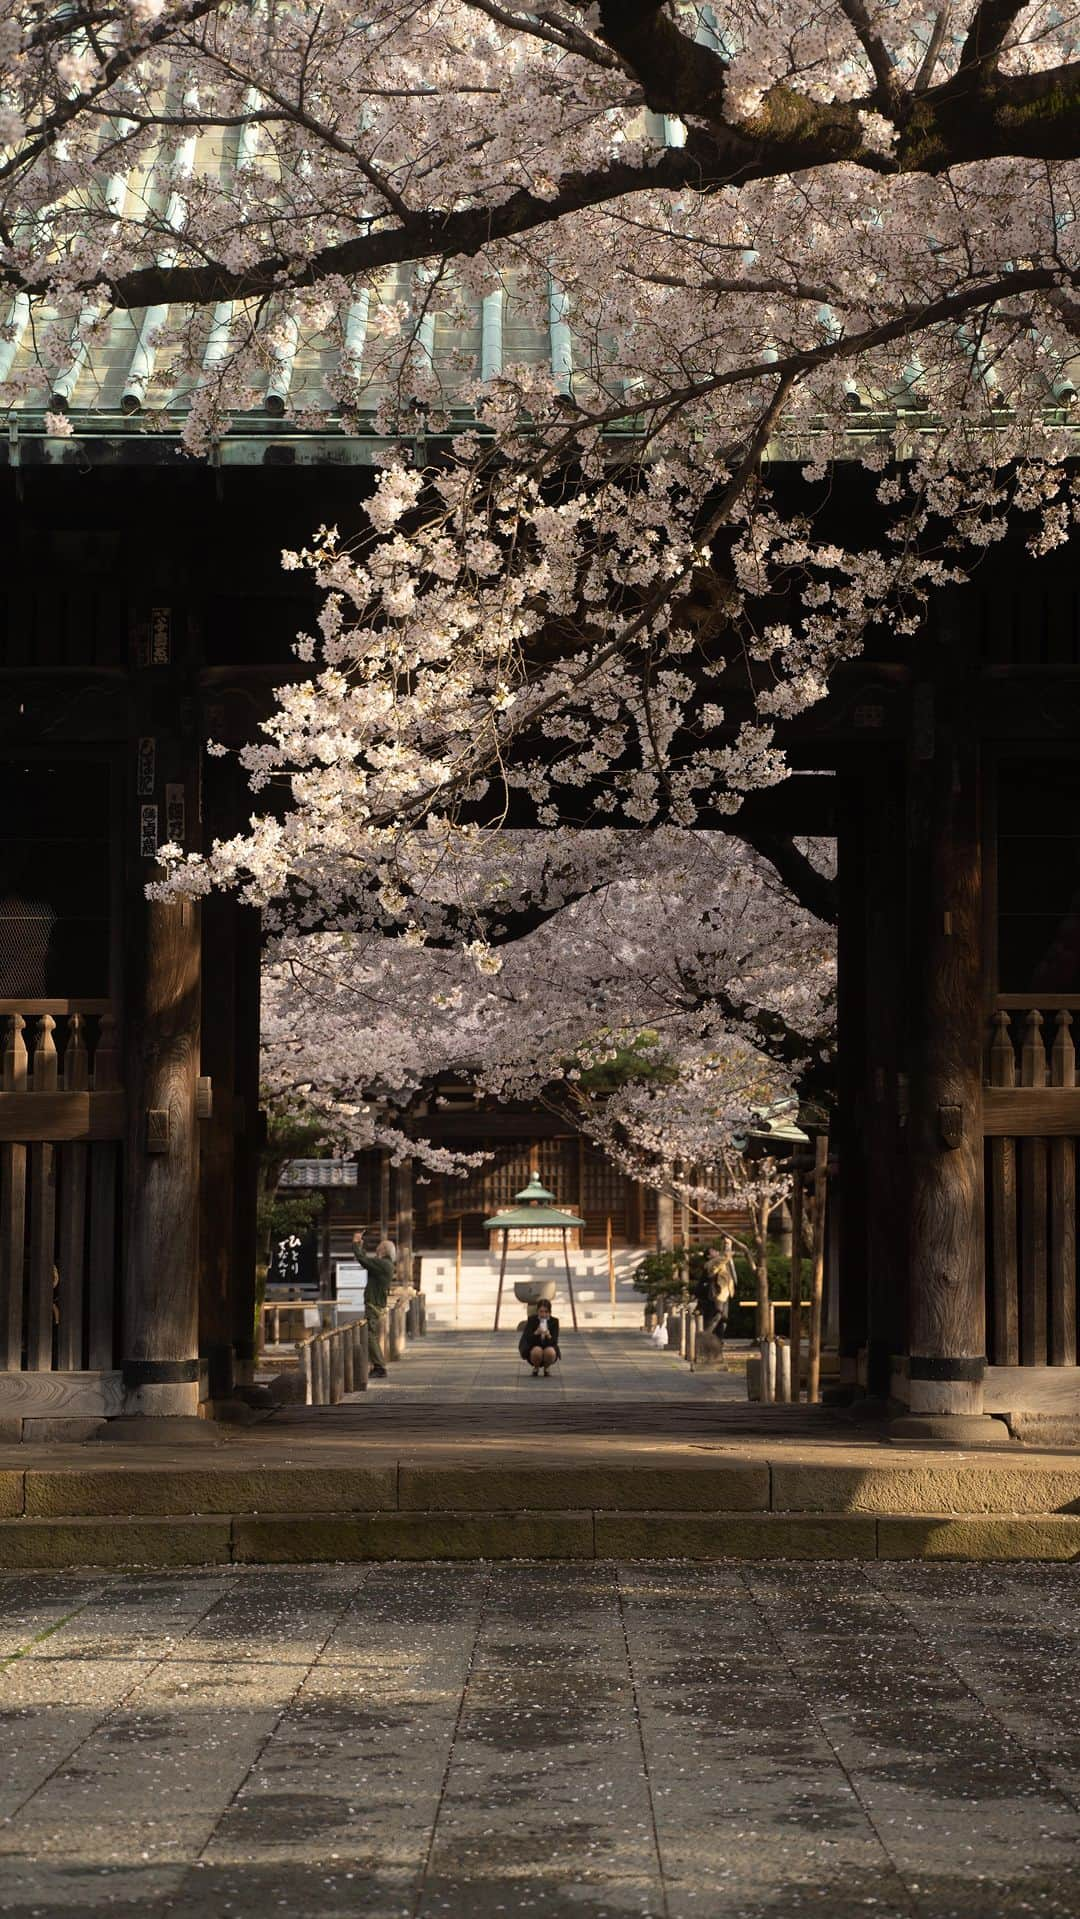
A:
353 1228 394 1379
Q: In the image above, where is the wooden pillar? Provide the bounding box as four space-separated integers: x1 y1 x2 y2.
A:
122 893 202 1415
396 1155 414 1288
379 1149 391 1240
122 634 203 1419
230 902 262 1387
320 1197 333 1295
632 1180 646 1245
904 638 986 1417
835 784 868 1395
198 892 236 1401
0 1014 28 1371
789 1170 803 1402
864 760 909 1397
1049 1012 1077 1365
656 1189 675 1254
678 1163 692 1265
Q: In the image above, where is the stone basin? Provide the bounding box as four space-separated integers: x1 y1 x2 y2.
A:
512 1280 558 1305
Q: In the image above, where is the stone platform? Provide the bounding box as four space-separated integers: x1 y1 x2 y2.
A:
1 1331 1079 1566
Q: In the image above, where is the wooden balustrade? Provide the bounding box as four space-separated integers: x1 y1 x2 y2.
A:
986 1008 1078 1366
0 1006 124 1375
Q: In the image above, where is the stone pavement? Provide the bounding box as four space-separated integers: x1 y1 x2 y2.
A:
314 1327 752 1406
4 1560 1080 1917
266 1327 839 1439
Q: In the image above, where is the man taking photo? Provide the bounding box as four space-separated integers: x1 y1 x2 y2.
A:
352 1227 394 1379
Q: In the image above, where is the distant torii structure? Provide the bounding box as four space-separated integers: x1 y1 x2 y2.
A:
486 1172 580 1332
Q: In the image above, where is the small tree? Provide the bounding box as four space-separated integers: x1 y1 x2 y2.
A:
716 1149 793 1340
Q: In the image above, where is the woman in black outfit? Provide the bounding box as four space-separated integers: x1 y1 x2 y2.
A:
519 1298 560 1376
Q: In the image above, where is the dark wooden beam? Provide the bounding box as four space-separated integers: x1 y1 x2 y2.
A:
0 1091 124 1141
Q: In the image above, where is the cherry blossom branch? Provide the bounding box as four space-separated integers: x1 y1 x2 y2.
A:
459 0 622 68
732 829 839 927
957 0 1029 82
836 0 900 108
0 0 224 188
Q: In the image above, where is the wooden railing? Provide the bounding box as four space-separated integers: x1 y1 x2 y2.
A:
985 1007 1078 1367
0 1004 124 1375
302 1320 369 1403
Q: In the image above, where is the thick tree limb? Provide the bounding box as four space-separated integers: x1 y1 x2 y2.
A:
596 0 728 115
836 0 901 109
686 983 835 1098
914 8 953 92
957 0 1029 82
6 27 1080 310
732 828 839 927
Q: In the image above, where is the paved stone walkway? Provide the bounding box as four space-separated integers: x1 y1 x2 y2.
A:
3 1562 1080 1916
344 1328 749 1403
270 1328 842 1440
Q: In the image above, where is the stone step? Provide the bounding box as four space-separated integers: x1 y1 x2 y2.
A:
2 1458 1080 1565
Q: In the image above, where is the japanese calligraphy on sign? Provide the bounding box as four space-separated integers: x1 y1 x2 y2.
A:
137 736 156 797
165 782 186 845
150 607 171 665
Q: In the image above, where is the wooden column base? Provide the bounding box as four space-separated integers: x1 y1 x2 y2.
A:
121 1358 200 1418
122 1381 201 1417
906 1378 984 1416
901 1354 985 1416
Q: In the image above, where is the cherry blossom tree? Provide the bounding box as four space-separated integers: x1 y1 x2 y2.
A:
5 4 1078 1044
260 831 835 1212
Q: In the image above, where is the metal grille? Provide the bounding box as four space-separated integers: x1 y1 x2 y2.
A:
0 902 55 997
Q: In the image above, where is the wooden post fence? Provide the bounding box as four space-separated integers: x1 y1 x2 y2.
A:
789 1164 803 1401
302 1320 371 1405
807 1134 830 1404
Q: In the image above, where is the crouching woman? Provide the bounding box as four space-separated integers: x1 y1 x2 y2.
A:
519 1299 560 1376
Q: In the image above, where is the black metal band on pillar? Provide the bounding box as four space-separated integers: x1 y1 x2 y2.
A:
122 1359 200 1387
908 1355 985 1383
